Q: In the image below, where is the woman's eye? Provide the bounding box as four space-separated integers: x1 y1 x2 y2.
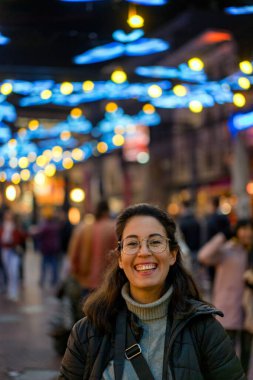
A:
149 240 162 246
127 241 138 247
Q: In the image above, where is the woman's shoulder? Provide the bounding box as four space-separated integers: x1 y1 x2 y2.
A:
72 317 102 341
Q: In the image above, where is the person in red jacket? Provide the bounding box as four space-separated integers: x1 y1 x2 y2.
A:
0 208 26 301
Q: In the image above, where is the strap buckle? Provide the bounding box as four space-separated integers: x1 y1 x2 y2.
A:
125 343 142 360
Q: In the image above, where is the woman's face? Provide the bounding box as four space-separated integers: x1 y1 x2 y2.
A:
118 215 177 303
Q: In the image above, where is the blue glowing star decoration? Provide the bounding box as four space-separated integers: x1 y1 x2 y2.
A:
225 6 253 15
228 109 253 136
73 29 169 64
0 32 10 45
126 0 168 5
0 102 17 122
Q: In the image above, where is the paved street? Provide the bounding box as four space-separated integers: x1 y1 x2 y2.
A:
0 250 62 380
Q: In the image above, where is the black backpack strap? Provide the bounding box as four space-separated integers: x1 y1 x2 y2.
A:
125 322 155 380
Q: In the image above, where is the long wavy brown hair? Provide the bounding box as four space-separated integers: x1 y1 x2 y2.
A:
83 203 202 333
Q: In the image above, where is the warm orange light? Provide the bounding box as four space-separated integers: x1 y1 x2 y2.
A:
105 102 118 113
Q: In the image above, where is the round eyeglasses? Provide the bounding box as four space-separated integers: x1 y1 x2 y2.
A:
119 235 170 255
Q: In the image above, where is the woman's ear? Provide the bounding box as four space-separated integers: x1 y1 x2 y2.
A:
169 249 178 265
118 256 123 269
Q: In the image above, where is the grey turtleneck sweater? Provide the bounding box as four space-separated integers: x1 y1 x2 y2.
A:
102 283 173 380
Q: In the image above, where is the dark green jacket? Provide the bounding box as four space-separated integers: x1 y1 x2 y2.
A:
58 300 246 380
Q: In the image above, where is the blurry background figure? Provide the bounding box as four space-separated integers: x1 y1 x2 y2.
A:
198 219 253 376
203 196 231 288
0 208 27 301
68 199 117 301
35 207 62 288
177 200 202 283
57 209 73 280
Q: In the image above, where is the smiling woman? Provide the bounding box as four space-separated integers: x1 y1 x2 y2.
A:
58 203 246 380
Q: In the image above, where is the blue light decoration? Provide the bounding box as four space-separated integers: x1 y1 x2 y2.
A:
228 109 253 136
135 64 207 83
225 6 253 15
0 32 10 45
73 29 169 64
127 0 168 4
0 101 17 122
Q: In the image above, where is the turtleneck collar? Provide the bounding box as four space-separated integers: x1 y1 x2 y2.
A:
121 283 173 321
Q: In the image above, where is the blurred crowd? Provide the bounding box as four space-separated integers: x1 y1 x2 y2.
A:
0 196 253 376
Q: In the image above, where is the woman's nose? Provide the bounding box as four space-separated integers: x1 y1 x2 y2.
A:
137 240 151 255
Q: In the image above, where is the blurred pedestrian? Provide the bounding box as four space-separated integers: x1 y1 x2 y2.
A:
35 207 62 288
58 203 245 380
198 219 253 375
0 208 26 301
177 200 201 278
68 199 117 301
203 196 231 287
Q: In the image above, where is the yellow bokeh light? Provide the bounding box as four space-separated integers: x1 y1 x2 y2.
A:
233 93 246 107
70 107 82 118
11 173 21 184
112 134 125 146
18 157 29 169
1 82 13 95
188 58 204 71
148 84 162 98
40 89 52 100
36 155 48 167
5 185 17 201
189 100 203 113
127 14 144 28
82 80 94 92
238 77 251 90
0 172 6 182
52 146 63 158
173 84 188 97
60 131 71 141
62 157 74 170
111 69 127 84
60 81 74 95
8 139 17 147
20 169 31 181
105 102 118 113
239 60 253 75
142 104 155 114
44 163 56 177
68 207 81 225
34 171 46 185
72 148 84 161
97 142 108 154
28 119 39 131
70 188 85 203
0 157 5 167
43 150 53 159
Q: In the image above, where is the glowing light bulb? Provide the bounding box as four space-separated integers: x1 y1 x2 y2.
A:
45 164 56 177
62 157 74 169
60 81 74 95
1 82 13 95
239 60 253 74
20 169 31 181
28 119 39 131
5 185 17 201
40 89 52 100
148 84 162 98
142 104 155 114
105 102 118 113
233 93 246 107
97 142 108 154
238 77 251 90
60 131 71 141
112 134 125 146
82 80 94 92
70 107 82 118
188 58 204 71
111 69 127 84
18 157 29 169
189 100 203 113
127 14 144 28
70 188 85 203
173 84 188 97
72 148 84 161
